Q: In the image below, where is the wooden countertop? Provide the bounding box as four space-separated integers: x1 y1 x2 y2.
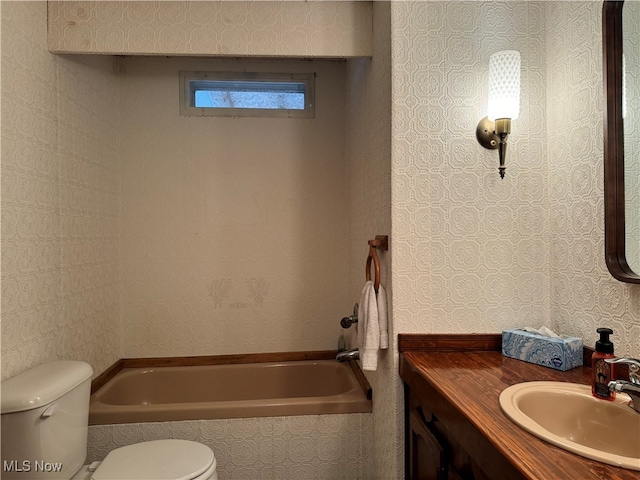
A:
400 348 639 480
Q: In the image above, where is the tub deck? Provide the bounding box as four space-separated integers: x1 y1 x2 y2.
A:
89 357 371 424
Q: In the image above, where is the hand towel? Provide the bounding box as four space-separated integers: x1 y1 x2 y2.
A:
357 281 389 371
377 284 388 350
358 281 378 370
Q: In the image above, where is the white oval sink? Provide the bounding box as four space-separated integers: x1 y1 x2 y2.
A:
499 381 640 471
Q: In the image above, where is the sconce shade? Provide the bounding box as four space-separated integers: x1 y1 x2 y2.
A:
487 50 521 121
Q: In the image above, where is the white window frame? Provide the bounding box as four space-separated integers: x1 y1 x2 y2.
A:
180 71 315 119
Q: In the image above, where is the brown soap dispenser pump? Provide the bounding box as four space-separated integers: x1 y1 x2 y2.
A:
592 327 615 401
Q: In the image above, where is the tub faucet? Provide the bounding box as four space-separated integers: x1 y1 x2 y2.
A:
340 304 359 329
336 348 359 362
606 357 640 414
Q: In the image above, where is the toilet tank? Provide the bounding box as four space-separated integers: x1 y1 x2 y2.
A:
1 361 93 480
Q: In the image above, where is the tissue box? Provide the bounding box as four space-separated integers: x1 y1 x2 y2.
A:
502 329 583 371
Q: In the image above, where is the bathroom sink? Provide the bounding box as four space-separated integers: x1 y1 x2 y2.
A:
499 381 640 471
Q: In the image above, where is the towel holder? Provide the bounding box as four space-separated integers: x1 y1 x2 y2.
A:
366 235 388 293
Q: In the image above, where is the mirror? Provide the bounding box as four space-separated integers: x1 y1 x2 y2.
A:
623 2 640 275
603 0 640 283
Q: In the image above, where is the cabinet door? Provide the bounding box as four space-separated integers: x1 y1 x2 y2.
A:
408 410 447 480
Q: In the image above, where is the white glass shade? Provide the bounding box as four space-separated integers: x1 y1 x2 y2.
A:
487 50 521 121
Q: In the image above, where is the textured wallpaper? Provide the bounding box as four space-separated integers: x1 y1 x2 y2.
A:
118 56 350 358
345 3 396 478
1 1 122 380
88 414 373 480
390 1 549 336
4 4 640 479
546 2 640 357
385 4 549 477
47 1 372 58
386 8 640 452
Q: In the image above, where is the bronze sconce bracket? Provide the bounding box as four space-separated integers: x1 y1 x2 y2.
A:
476 116 511 179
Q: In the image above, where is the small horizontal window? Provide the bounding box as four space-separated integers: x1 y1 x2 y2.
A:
180 71 315 118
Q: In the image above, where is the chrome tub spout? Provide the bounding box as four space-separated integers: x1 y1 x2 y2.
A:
336 349 359 362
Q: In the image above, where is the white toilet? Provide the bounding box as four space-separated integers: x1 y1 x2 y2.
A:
1 361 218 480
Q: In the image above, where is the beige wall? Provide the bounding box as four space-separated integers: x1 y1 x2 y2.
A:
2 2 353 374
346 2 396 478
1 1 122 380
118 56 349 358
48 1 372 57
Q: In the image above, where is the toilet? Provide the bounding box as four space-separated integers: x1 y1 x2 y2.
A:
1 361 218 480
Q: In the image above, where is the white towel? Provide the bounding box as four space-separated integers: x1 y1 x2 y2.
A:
357 281 389 371
378 284 388 349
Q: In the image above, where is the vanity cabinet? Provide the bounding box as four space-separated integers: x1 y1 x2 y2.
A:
399 334 639 480
406 387 464 480
404 374 520 480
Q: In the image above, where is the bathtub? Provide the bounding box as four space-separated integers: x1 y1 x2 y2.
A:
89 359 371 425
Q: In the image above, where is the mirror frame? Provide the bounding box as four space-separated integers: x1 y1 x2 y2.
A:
603 0 640 283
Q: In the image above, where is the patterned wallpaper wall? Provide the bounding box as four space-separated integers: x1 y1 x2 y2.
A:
390 1 549 337
1 1 122 380
118 56 350 358
383 4 639 476
546 2 640 357
4 6 640 479
87 414 373 479
345 3 397 479
47 1 372 58
387 0 640 424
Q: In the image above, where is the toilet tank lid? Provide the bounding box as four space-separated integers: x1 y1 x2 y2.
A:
1 361 93 413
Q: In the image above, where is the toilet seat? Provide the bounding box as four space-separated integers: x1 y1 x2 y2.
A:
91 439 216 480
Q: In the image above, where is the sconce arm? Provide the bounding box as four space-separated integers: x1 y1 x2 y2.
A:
495 118 512 179
476 117 512 179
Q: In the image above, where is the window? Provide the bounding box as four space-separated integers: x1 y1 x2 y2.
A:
180 71 315 118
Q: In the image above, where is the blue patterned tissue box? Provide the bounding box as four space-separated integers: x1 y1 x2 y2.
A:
502 329 583 371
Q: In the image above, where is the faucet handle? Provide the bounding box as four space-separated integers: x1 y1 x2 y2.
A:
340 303 359 329
605 357 640 384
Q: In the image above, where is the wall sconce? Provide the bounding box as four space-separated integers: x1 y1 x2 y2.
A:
476 50 521 179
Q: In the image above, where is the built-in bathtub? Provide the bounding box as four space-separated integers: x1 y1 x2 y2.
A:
87 354 374 478
89 358 371 425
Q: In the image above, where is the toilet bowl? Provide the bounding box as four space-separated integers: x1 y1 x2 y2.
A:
71 440 218 480
1 361 218 480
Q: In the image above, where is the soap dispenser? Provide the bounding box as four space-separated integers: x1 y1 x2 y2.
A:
592 327 615 401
